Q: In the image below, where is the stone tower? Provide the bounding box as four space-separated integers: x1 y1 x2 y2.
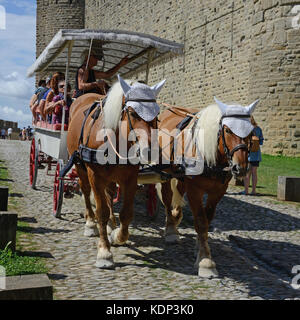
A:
36 0 85 57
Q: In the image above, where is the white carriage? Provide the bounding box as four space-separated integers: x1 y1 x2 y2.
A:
27 29 183 218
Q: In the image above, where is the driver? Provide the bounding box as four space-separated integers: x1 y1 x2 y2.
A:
74 49 129 98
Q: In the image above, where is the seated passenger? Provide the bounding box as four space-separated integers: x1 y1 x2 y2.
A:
43 72 65 122
74 49 129 98
51 81 72 125
29 79 46 122
33 76 51 123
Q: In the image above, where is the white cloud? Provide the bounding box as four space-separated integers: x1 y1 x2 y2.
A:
0 71 33 100
0 105 32 128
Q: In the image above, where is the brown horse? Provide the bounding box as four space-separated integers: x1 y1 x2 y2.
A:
157 98 259 278
67 75 165 268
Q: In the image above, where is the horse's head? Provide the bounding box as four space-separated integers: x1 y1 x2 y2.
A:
118 75 166 163
214 97 260 178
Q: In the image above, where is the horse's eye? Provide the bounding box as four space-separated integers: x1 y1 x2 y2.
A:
225 128 232 134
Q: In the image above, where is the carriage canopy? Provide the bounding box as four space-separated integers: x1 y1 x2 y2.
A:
27 29 184 79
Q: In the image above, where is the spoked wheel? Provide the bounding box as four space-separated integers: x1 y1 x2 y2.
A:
53 159 64 218
29 138 39 189
146 184 161 220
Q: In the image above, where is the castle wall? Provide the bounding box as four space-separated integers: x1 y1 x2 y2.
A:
36 0 300 155
36 0 85 84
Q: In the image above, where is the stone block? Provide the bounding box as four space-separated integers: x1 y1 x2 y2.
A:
0 274 53 300
0 212 17 252
0 187 8 211
277 176 300 202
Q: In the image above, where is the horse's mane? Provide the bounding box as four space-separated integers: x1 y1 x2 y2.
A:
193 103 222 166
103 79 133 130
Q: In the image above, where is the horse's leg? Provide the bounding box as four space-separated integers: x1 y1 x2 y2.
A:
157 179 184 243
186 184 218 278
205 189 226 226
106 182 118 234
76 165 99 237
89 169 114 269
109 177 137 245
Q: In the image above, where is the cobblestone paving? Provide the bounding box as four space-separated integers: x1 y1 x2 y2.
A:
0 140 299 300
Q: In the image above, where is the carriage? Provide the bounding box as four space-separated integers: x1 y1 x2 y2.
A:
27 29 184 219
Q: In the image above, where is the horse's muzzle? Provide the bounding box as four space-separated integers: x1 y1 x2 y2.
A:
231 164 248 178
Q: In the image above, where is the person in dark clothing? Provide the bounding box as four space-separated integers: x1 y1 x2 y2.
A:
74 49 129 98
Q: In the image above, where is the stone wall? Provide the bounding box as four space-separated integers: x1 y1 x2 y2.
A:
35 0 300 155
36 0 85 84
84 0 300 156
0 120 19 132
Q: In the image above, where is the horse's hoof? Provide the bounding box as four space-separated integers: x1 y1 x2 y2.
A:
84 225 99 237
109 228 127 245
165 234 180 243
198 267 219 278
197 258 218 278
95 258 115 269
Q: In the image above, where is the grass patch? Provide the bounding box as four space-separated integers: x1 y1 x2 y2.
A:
0 244 48 276
0 157 48 276
233 154 300 203
257 154 300 196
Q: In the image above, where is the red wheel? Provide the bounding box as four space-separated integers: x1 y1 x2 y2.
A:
53 159 64 218
113 185 121 204
29 138 38 189
147 184 160 220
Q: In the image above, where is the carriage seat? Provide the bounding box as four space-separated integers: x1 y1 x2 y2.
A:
35 121 68 131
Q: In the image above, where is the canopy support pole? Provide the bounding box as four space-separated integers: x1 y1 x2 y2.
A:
61 40 74 136
145 49 156 84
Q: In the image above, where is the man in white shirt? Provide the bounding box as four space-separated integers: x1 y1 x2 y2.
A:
7 128 12 140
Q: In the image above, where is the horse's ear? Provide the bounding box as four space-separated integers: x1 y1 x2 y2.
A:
118 74 131 95
245 99 259 114
214 96 228 114
151 79 166 97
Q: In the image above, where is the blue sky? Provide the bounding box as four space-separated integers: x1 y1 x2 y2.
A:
0 0 36 129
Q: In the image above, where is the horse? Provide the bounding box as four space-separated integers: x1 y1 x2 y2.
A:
67 75 166 269
156 97 259 278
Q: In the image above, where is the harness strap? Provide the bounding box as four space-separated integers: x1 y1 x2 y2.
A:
79 101 99 145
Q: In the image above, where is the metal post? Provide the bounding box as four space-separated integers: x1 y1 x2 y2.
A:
61 40 74 136
145 49 155 84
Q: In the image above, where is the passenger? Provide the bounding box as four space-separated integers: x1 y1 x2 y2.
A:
74 49 129 98
29 79 46 122
38 75 53 121
43 72 65 122
50 80 72 125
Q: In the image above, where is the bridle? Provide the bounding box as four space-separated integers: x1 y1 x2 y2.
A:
217 114 252 168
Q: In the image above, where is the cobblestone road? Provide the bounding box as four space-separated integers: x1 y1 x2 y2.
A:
0 140 299 300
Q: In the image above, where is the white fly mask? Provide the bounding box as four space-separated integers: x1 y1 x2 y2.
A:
118 75 166 121
214 97 260 138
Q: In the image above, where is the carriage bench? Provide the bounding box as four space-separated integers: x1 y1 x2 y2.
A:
0 211 17 252
277 176 300 203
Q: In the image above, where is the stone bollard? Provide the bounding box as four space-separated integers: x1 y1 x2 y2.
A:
277 176 300 203
0 274 53 300
0 187 9 211
0 212 17 252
